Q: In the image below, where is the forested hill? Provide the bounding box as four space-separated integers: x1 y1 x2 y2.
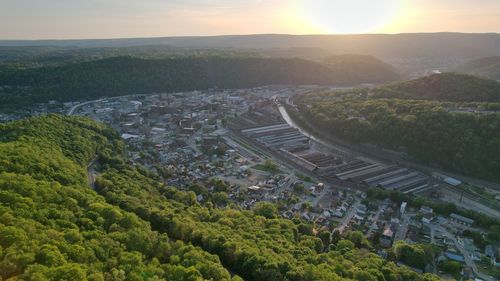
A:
454 56 500 81
374 73 500 102
0 55 399 109
324 55 398 83
0 115 442 280
0 115 233 280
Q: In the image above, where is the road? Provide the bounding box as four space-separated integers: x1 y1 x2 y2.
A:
67 93 153 116
334 200 360 234
441 185 500 218
394 213 413 242
436 225 495 281
67 99 105 115
86 155 99 189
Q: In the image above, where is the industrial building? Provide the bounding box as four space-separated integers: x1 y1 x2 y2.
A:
242 123 310 150
240 122 431 195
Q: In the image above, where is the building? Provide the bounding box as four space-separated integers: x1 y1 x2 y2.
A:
400 201 407 214
420 206 433 215
356 204 367 216
450 213 475 226
494 248 500 267
485 245 496 258
432 172 462 186
445 250 465 262
380 227 394 248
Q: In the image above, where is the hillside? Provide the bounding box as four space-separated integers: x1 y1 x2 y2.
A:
374 73 500 102
454 56 500 81
1 33 500 59
324 55 398 84
0 115 232 280
0 56 399 109
0 115 444 280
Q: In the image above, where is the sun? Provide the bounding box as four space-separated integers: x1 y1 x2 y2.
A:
299 0 401 34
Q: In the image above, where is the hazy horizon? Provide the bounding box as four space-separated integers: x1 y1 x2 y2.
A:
2 0 500 40
1 31 500 42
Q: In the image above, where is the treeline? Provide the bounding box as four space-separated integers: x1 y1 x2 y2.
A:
0 56 399 109
454 56 500 81
373 73 500 102
0 114 442 280
294 95 500 181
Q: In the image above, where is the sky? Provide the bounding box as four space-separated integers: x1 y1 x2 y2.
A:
1 0 500 39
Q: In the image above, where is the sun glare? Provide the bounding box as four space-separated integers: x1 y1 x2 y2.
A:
300 0 401 34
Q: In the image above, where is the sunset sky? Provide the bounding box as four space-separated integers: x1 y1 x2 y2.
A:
1 0 500 39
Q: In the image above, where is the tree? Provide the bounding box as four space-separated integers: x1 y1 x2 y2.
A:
439 260 461 275
293 183 305 194
253 202 278 219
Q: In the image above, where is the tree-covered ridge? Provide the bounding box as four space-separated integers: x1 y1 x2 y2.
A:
324 55 398 83
373 73 500 102
0 115 232 280
293 93 500 181
0 55 400 109
454 56 500 81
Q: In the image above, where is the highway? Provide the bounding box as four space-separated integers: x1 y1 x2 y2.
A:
67 98 105 115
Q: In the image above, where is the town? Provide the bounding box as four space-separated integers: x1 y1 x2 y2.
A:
44 86 500 281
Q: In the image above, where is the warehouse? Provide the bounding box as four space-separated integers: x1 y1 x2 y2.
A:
349 165 399 182
362 168 409 186
241 123 290 135
450 213 475 226
376 172 420 188
299 152 340 167
336 163 381 180
385 176 427 191
402 183 430 194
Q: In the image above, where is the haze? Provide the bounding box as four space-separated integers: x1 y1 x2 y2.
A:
1 0 500 39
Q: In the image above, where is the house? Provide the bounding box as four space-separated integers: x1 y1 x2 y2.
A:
400 201 407 214
485 245 496 258
420 206 433 215
380 227 394 248
421 213 433 224
445 249 465 262
356 204 367 216
494 248 500 267
202 136 220 150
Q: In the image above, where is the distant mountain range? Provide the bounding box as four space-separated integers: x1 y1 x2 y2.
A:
2 33 500 59
374 72 500 102
454 56 500 81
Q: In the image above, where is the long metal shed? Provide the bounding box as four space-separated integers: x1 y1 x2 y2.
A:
336 164 381 179
241 123 290 134
340 165 390 181
377 172 420 188
363 168 409 185
350 165 399 182
403 184 430 194
386 176 427 190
